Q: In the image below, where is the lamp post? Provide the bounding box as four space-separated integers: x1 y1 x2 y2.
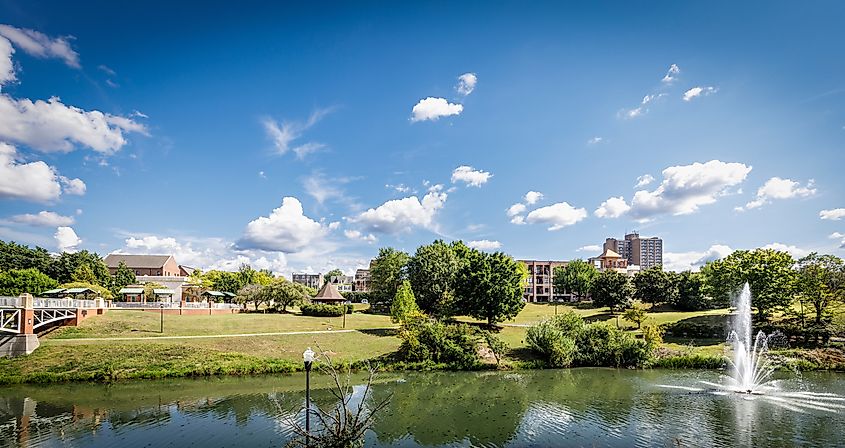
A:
160 303 164 333
303 347 315 447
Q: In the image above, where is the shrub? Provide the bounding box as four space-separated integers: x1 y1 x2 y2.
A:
398 317 480 368
0 268 57 296
345 304 354 314
300 303 346 317
641 324 664 349
525 312 584 367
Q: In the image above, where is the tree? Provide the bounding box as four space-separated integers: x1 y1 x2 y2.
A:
553 259 598 300
796 253 845 324
0 240 53 274
0 268 58 295
390 280 420 323
369 247 410 306
72 263 98 284
323 268 344 284
235 284 264 310
454 249 528 326
623 302 647 329
47 250 110 286
671 271 712 311
702 248 797 319
143 282 165 302
632 266 677 305
110 261 137 296
260 279 312 312
407 240 461 318
205 270 243 293
590 270 633 313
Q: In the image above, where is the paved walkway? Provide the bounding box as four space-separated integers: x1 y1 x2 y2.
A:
47 328 377 343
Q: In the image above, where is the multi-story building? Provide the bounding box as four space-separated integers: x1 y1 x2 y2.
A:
104 254 182 277
590 248 628 273
327 274 354 293
292 273 322 290
519 260 569 303
354 268 371 292
603 232 663 269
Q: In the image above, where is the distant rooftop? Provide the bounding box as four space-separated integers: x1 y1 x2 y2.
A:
104 254 173 269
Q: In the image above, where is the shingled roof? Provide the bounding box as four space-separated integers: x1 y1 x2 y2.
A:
313 282 345 302
104 254 174 269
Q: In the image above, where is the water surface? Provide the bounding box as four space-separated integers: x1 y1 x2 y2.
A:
1 369 843 447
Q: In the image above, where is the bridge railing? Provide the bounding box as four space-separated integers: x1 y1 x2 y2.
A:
0 296 20 307
33 298 97 309
110 302 181 309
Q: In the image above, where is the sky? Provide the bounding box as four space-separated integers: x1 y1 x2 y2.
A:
0 0 844 276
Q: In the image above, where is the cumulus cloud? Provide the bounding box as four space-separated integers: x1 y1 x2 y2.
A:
829 232 845 248
524 191 543 205
661 64 680 83
59 176 86 196
740 177 816 210
506 203 526 217
525 202 587 231
237 197 329 252
344 229 377 244
467 239 501 251
594 196 631 219
635 174 654 188
0 143 63 202
0 37 14 86
663 244 733 272
629 160 752 220
0 25 80 68
410 97 463 122
0 95 147 154
456 73 477 96
352 191 447 234
10 210 74 227
820 208 845 220
451 165 492 187
54 226 81 252
761 243 811 258
683 86 718 102
262 108 331 158
577 244 601 252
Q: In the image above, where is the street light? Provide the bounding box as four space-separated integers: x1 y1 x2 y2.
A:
160 303 164 333
303 347 316 447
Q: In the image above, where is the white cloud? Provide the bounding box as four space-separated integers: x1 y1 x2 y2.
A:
54 226 81 253
60 176 86 196
634 174 654 188
385 183 413 194
661 64 680 83
587 137 603 145
506 203 526 217
622 93 667 119
344 229 377 244
410 97 463 122
0 25 80 68
510 215 525 225
577 244 601 252
352 191 447 234
829 232 845 248
10 210 74 227
741 177 816 210
262 108 331 158
820 208 845 221
0 36 14 86
467 239 502 251
0 95 147 154
456 73 477 96
451 165 492 187
525 202 587 231
594 196 631 218
761 243 810 258
0 143 62 202
302 172 344 205
663 244 733 272
524 191 543 205
629 160 752 220
682 86 718 102
237 197 329 252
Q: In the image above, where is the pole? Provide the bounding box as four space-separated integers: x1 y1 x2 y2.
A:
305 361 311 448
343 309 346 329
800 300 805 330
160 303 164 333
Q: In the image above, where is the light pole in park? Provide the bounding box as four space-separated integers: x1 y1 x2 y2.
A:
160 303 164 333
303 347 316 447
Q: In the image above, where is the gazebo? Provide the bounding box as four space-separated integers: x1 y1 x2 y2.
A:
312 282 346 304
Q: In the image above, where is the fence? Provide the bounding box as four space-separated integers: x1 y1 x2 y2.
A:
0 297 97 309
110 302 241 310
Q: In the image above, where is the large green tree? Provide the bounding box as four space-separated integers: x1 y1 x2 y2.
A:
407 240 462 318
323 268 344 284
72 263 98 284
795 253 845 324
391 280 420 323
259 279 313 312
369 247 411 306
0 268 58 295
454 249 528 326
553 259 598 300
632 266 677 305
48 250 110 286
671 271 712 311
701 248 797 319
110 261 137 296
0 240 53 274
205 270 244 293
590 270 633 313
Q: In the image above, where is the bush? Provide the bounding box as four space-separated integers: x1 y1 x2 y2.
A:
398 317 480 368
345 304 354 314
300 303 346 317
525 313 584 367
0 268 57 295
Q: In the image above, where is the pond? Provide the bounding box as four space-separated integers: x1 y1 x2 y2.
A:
1 369 843 447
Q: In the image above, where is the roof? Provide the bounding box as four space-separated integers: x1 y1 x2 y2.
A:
600 248 622 259
314 282 345 301
42 288 66 294
65 287 94 294
153 288 175 295
179 265 197 275
223 292 236 298
119 288 144 294
203 291 226 296
104 254 174 269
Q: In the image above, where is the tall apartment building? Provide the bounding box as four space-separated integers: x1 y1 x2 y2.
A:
519 260 569 303
603 232 663 269
353 269 371 292
292 273 322 290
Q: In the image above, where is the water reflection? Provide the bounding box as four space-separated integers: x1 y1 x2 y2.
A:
1 370 843 448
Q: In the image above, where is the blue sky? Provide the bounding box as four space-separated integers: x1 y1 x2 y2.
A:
0 1 844 275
